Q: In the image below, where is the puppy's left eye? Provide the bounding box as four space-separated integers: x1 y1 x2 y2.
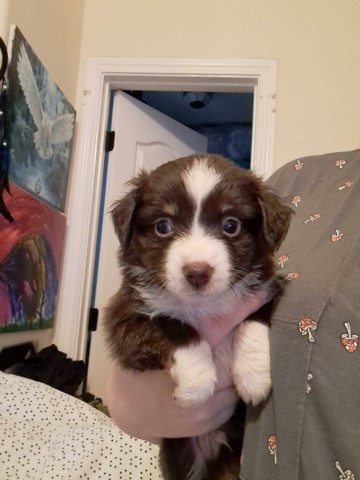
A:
154 218 173 237
221 217 241 237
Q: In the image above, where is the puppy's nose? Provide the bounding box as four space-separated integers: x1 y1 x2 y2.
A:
183 262 214 288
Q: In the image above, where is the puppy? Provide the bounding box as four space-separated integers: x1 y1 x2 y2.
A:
105 154 292 480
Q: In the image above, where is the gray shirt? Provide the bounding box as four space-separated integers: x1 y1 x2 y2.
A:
240 149 360 480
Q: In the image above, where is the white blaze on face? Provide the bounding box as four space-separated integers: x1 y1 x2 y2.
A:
165 158 231 298
182 158 221 220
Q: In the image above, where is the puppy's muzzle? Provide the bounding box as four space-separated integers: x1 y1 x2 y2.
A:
182 262 214 289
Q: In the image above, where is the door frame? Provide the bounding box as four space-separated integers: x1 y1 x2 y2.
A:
54 57 277 360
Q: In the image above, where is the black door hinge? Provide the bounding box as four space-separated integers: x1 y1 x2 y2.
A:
105 130 115 152
88 307 99 332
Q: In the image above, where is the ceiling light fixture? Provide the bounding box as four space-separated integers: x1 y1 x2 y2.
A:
183 92 213 109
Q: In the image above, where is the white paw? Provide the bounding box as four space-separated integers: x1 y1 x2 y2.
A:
232 321 271 406
170 340 217 408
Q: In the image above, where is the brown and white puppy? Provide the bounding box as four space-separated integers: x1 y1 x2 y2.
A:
105 154 292 480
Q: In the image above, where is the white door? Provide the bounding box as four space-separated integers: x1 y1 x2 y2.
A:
88 91 208 399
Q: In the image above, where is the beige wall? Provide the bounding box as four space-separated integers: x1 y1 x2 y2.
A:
0 0 10 40
79 0 360 169
0 0 85 352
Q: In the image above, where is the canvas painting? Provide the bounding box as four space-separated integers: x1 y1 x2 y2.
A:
6 26 75 212
0 181 66 333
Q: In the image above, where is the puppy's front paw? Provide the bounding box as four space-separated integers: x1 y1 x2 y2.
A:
232 321 271 406
170 340 217 408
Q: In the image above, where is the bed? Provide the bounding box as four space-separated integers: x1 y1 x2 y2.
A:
0 371 162 479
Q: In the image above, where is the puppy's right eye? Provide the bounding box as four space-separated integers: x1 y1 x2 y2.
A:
154 218 173 237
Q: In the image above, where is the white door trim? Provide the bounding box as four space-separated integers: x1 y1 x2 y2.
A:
54 57 277 360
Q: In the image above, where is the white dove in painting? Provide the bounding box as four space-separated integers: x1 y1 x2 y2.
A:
17 43 74 160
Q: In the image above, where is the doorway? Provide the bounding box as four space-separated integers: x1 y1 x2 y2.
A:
54 58 277 362
124 90 254 169
87 89 256 397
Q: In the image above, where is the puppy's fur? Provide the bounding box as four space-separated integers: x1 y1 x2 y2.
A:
105 154 292 480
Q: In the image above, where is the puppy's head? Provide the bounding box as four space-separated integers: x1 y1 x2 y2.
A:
111 154 292 306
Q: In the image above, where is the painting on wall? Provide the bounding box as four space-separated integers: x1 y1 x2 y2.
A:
6 26 75 212
0 181 66 333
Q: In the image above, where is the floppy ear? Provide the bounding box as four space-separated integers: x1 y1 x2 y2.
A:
110 172 147 249
111 191 137 249
258 188 293 251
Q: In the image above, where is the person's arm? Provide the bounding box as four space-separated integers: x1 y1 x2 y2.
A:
105 290 267 442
